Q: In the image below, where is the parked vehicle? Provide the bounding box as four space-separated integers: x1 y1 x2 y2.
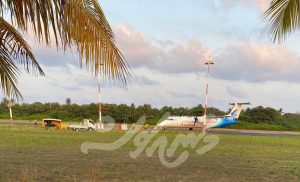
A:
42 119 67 130
68 119 96 131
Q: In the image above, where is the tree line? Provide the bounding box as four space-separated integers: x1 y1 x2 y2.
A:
0 98 299 129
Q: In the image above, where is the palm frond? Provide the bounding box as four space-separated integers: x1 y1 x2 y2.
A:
0 17 45 76
0 17 45 100
264 0 300 43
2 0 131 85
62 0 130 85
0 46 22 100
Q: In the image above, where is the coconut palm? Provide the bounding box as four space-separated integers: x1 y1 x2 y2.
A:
0 0 130 100
264 0 300 43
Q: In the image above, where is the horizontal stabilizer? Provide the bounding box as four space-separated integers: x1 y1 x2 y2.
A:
229 102 251 105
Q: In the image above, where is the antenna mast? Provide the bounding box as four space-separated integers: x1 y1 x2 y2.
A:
97 63 103 125
204 56 214 129
7 98 13 127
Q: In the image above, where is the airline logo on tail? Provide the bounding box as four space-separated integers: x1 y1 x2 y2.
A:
228 102 251 120
230 109 238 119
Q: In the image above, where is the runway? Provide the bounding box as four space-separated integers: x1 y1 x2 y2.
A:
1 121 300 137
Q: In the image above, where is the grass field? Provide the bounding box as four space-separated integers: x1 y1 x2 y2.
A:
0 125 299 181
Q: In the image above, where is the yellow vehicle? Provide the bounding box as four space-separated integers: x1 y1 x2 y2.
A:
42 119 67 130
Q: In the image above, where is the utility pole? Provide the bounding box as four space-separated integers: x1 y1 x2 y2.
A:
97 63 104 129
7 99 13 127
203 56 214 131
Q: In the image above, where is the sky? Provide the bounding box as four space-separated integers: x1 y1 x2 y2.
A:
2 0 300 113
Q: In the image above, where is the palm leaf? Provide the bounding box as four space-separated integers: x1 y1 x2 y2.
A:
61 0 130 85
0 17 45 100
0 17 44 76
0 45 22 100
264 0 300 43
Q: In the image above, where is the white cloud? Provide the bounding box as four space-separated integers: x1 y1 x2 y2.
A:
132 75 160 86
214 42 300 82
115 25 300 83
114 24 161 68
226 85 248 99
114 24 211 73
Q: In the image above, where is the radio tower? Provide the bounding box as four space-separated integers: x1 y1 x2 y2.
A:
203 56 214 131
97 63 104 129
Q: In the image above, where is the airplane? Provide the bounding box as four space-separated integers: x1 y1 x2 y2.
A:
157 102 251 131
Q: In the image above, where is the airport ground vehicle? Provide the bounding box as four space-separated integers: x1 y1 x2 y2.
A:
42 119 68 130
68 119 96 131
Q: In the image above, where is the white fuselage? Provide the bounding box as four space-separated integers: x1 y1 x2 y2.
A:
157 116 221 129
157 103 248 130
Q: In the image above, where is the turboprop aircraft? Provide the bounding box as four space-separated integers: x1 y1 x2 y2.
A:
157 102 251 131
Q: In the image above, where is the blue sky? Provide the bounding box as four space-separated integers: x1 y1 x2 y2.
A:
2 0 300 113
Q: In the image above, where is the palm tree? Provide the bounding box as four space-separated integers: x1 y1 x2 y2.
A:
264 0 300 43
0 0 130 100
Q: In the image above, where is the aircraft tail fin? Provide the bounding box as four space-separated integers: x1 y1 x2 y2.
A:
227 102 251 120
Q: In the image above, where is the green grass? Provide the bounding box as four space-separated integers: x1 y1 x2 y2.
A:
227 121 286 131
225 120 300 131
0 125 299 181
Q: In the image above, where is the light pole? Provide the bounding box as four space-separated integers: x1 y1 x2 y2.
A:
6 99 13 127
203 56 214 130
97 63 104 129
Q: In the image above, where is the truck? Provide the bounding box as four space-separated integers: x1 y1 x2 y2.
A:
68 119 96 131
42 119 68 130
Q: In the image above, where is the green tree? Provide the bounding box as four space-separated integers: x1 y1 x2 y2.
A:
65 98 71 106
159 106 173 116
207 107 225 116
0 0 130 100
173 107 190 116
241 106 282 124
1 98 8 106
191 105 203 116
128 103 136 122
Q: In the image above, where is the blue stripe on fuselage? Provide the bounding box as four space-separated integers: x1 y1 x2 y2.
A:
212 117 237 128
